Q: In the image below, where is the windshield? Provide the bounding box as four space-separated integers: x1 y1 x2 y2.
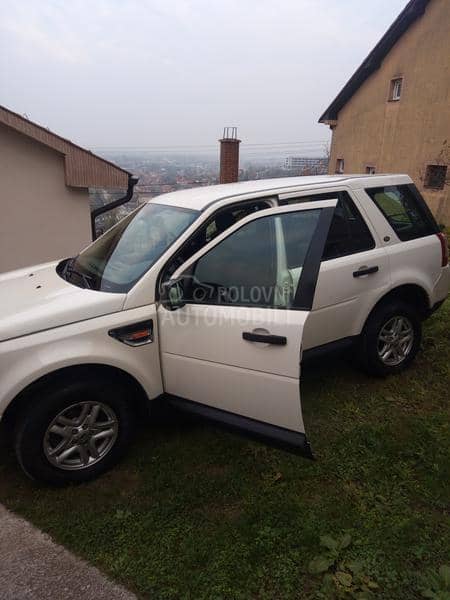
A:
64 203 199 293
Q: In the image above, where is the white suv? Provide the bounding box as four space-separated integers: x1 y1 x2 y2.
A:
0 174 448 484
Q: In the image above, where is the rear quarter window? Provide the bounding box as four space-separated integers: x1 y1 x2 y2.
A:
365 184 438 241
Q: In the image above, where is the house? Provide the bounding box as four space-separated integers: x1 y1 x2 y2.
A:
0 105 136 273
319 0 450 224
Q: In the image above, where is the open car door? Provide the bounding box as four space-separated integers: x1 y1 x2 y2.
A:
157 199 337 457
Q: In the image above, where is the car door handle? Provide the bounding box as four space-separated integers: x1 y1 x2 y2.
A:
353 266 379 278
242 332 287 345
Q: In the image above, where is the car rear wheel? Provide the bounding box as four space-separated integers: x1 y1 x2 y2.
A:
357 301 422 377
14 376 135 485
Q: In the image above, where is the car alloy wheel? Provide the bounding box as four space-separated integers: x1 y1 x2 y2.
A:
377 315 414 367
43 401 119 470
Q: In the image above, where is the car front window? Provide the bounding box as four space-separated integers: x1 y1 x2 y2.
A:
63 203 199 293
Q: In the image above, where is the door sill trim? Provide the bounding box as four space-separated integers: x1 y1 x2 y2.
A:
302 336 357 362
166 395 314 459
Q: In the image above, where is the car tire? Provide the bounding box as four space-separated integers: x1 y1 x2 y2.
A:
357 300 422 377
14 376 135 485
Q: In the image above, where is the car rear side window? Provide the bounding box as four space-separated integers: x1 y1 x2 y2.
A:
283 191 375 260
365 184 438 241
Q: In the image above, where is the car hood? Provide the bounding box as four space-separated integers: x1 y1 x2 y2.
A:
0 261 126 342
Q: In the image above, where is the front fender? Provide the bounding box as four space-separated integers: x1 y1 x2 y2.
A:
0 305 163 419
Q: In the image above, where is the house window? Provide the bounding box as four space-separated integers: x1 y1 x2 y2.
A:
335 158 344 174
389 78 403 101
366 166 376 175
424 164 447 190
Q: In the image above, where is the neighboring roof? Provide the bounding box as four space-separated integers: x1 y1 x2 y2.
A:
319 0 430 123
150 174 412 210
0 104 131 188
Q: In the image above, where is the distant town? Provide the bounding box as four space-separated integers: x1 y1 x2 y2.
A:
90 150 329 235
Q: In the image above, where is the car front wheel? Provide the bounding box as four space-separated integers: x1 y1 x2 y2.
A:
357 301 422 377
14 376 135 485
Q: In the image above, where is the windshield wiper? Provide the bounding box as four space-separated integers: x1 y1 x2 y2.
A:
64 257 94 290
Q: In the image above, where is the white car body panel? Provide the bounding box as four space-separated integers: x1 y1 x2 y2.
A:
304 247 391 349
433 265 450 303
149 174 411 212
354 188 448 306
383 234 446 305
159 305 308 432
0 305 163 418
0 262 125 342
150 175 350 211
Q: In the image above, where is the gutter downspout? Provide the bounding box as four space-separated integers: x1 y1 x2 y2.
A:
91 174 139 240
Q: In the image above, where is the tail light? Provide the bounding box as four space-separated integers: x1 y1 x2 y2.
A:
437 232 449 267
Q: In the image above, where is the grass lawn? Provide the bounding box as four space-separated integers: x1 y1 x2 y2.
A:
0 301 449 599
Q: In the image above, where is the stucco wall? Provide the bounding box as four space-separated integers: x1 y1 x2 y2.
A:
328 0 450 224
0 124 92 273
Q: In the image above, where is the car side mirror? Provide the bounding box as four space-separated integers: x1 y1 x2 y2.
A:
161 278 186 311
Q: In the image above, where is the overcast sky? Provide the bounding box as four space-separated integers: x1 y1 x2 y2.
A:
1 0 407 153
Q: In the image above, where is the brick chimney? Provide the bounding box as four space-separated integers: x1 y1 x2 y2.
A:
219 127 241 184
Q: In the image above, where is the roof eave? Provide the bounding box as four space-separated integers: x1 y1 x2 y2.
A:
318 0 429 124
0 104 131 189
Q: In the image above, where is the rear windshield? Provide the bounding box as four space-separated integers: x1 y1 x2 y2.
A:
365 184 438 241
